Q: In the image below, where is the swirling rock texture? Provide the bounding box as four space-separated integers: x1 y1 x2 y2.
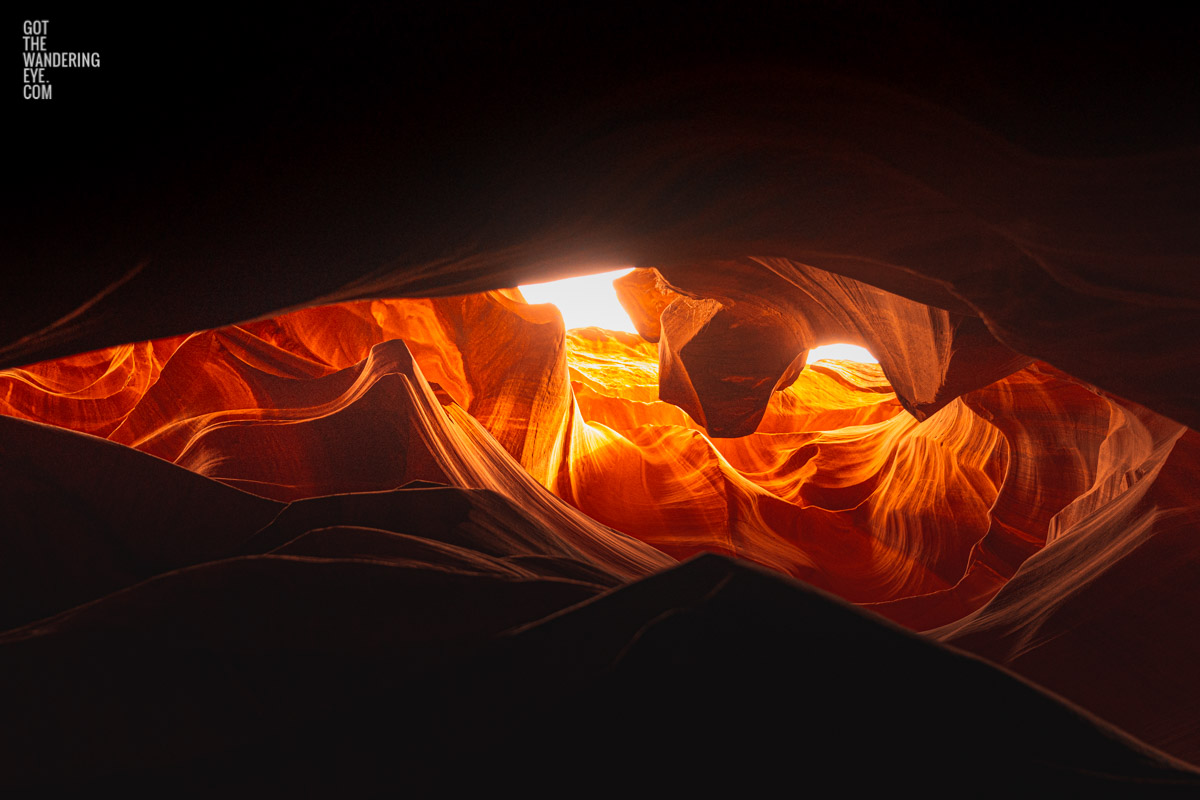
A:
5 4 1200 793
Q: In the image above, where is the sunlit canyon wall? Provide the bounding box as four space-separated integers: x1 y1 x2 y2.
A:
3 259 1199 783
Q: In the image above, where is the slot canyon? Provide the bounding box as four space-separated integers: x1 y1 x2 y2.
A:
6 5 1199 792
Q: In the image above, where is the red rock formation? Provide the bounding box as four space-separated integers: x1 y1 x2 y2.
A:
3 279 1198 775
5 4 1200 792
0 291 1006 611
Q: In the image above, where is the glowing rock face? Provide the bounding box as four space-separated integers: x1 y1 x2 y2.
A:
559 324 1008 609
2 267 1199 770
618 262 1034 435
0 283 1167 626
3 290 996 613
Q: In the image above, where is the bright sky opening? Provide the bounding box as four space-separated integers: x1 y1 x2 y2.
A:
807 344 877 364
519 268 638 332
518 270 878 364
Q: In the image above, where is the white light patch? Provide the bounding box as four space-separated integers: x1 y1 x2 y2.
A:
806 344 878 364
517 270 878 365
519 268 637 332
